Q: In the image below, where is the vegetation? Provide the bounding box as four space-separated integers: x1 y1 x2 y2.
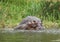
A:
0 0 60 28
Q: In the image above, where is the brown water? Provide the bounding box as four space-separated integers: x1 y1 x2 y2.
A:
0 29 60 42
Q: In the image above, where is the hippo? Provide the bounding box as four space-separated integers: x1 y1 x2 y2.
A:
14 16 45 30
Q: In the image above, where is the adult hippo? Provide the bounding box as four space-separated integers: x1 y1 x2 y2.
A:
14 16 45 30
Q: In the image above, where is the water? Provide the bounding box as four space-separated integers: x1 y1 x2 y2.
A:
0 28 60 42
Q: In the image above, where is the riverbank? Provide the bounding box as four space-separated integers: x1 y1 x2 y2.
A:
43 21 60 28
0 0 60 28
0 21 60 29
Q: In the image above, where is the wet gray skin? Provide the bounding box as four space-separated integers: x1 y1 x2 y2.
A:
14 16 44 30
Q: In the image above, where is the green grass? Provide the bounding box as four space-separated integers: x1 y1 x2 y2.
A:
0 0 60 28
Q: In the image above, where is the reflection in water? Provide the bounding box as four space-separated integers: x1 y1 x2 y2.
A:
0 28 60 42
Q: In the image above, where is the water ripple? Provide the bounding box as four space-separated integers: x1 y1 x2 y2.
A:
0 28 60 34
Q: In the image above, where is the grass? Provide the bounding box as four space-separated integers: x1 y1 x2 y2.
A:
0 0 60 28
43 21 60 28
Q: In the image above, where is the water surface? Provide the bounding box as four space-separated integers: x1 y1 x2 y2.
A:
0 28 60 42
